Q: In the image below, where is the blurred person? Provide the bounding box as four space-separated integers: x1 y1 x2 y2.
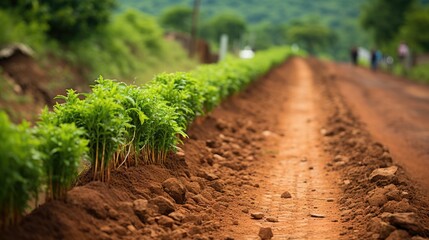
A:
371 49 378 71
350 46 358 66
398 41 411 71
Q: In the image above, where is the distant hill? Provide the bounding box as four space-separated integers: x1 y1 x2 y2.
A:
118 0 369 60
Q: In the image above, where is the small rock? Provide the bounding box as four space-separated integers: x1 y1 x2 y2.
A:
198 171 219 181
162 178 187 204
127 225 137 232
343 180 351 185
242 208 249 214
185 181 201 194
368 217 395 239
382 212 421 234
251 212 265 220
369 166 398 184
108 208 119 220
133 199 150 222
309 166 314 170
211 180 225 192
157 215 175 228
114 226 127 236
333 155 344 162
258 227 273 240
206 140 218 148
225 237 235 240
411 237 429 240
191 194 210 206
232 220 239 225
320 128 328 136
326 198 335 202
262 130 273 137
384 184 401 201
367 187 388 207
100 225 113 234
176 150 185 160
281 191 292 199
382 200 412 213
266 216 278 222
300 157 307 162
149 196 175 215
168 211 185 222
310 213 325 218
213 154 225 162
386 230 411 240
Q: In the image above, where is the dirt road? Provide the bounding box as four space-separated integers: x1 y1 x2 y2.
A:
333 64 429 192
3 57 429 240
221 58 343 239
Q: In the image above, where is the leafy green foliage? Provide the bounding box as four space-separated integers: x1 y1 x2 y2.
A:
135 87 186 164
0 0 116 42
151 73 205 128
35 123 88 200
409 63 429 83
286 18 338 55
360 0 416 46
160 6 193 33
201 13 247 45
45 0 116 41
0 112 42 229
44 77 131 182
0 9 47 50
400 6 429 53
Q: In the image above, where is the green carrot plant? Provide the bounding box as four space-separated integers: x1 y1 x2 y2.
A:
0 112 42 229
35 123 88 201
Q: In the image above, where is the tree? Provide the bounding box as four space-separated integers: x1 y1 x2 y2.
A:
360 0 416 46
400 7 429 53
0 0 116 42
160 6 193 33
202 13 247 44
250 22 287 50
286 19 337 55
44 0 116 41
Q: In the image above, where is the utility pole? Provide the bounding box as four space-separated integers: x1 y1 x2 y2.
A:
189 0 201 57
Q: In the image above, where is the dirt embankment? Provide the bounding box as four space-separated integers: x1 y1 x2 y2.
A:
0 47 88 122
2 57 429 240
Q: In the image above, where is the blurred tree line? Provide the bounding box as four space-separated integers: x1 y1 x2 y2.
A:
360 0 429 56
120 0 369 60
159 5 338 58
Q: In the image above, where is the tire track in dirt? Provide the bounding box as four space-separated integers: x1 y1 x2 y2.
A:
227 58 343 239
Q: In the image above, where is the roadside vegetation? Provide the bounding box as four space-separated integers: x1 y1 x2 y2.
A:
0 46 300 228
